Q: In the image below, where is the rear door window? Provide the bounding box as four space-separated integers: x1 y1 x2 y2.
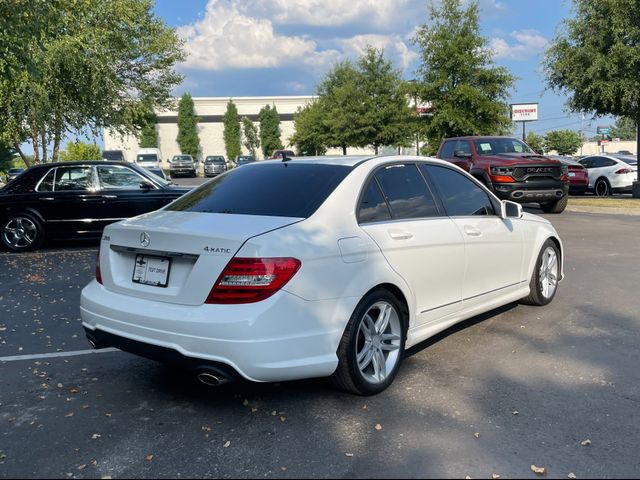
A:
96 165 152 190
54 166 93 191
167 163 352 218
374 164 440 220
358 180 391 223
423 165 496 216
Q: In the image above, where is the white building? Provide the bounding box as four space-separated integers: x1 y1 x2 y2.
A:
103 95 375 168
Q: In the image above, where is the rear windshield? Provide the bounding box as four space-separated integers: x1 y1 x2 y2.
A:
137 154 158 162
167 163 352 218
102 151 124 161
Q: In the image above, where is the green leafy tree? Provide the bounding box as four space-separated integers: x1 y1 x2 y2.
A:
316 61 366 155
356 47 413 154
290 102 329 156
223 100 241 161
241 117 260 158
526 132 546 154
0 141 17 175
0 0 184 166
139 109 159 148
58 141 102 161
544 0 640 193
176 93 200 158
610 117 637 141
544 130 584 156
259 105 284 157
413 0 515 154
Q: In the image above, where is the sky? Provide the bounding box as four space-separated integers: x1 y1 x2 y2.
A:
151 0 605 139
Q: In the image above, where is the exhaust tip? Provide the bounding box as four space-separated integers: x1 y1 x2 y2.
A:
197 371 227 387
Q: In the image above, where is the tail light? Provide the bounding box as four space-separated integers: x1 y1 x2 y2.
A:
96 250 103 285
206 257 301 304
615 168 633 174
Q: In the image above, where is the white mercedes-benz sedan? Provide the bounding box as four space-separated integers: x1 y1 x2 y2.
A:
81 156 563 395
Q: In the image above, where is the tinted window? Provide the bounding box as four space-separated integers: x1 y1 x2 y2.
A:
54 166 93 191
167 163 352 218
358 180 391 223
423 165 495 216
137 154 158 162
37 169 56 192
579 157 593 168
455 140 472 155
439 141 456 158
102 151 124 161
374 164 439 220
97 165 149 190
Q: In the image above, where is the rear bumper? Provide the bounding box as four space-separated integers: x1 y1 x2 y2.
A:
80 280 351 382
569 184 588 194
492 181 569 203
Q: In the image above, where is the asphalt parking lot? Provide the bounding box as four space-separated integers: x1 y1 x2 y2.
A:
1 210 640 479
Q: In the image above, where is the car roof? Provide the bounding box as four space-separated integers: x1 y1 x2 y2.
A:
443 136 521 141
26 161 130 170
251 155 461 168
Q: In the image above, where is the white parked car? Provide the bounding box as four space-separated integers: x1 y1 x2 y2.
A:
578 154 638 196
135 148 162 169
81 156 564 395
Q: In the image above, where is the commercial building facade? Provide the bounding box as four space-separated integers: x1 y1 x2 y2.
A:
103 95 375 168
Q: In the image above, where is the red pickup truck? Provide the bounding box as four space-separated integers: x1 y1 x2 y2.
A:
436 136 570 213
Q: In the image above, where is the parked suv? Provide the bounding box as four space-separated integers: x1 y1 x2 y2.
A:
204 156 227 177
169 155 197 178
437 136 569 213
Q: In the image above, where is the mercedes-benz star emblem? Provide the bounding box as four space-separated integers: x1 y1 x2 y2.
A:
140 232 151 247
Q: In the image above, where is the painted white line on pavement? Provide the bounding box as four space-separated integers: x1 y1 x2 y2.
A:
0 348 119 363
0 248 98 257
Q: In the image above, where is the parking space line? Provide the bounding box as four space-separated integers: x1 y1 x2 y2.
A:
0 348 119 363
0 248 98 257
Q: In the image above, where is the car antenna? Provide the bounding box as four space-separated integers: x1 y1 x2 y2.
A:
281 153 291 162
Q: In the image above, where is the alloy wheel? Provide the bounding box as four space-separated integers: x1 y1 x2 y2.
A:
355 301 402 384
539 246 559 300
3 216 38 249
595 180 609 197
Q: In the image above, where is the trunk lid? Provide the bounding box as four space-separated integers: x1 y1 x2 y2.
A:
101 210 301 305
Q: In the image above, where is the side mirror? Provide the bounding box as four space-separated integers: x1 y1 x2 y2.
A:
139 181 153 190
454 150 472 159
501 200 523 219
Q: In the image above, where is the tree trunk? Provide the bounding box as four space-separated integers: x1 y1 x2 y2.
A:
13 143 31 167
374 144 379 155
31 128 40 164
52 128 62 162
41 128 48 163
342 144 347 156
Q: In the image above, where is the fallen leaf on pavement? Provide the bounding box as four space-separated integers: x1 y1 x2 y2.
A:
65 412 75 418
345 453 354 457
580 439 591 446
374 424 383 431
492 474 500 479
146 454 154 461
567 474 577 479
512 411 519 415
474 432 480 438
223 441 231 448
531 464 546 475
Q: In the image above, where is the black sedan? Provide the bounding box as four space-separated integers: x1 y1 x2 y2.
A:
0 161 189 251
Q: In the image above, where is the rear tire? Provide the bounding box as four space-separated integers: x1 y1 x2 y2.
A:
540 194 568 213
521 239 560 306
329 289 407 396
1 212 45 252
594 178 611 197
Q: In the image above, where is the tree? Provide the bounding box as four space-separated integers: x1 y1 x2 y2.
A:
0 141 17 174
223 100 241 161
356 47 413 154
526 132 546 154
58 141 102 161
139 110 159 148
176 93 200 157
241 117 260 158
413 0 515 154
543 130 584 156
290 102 329 156
316 61 367 155
0 0 184 166
610 117 637 141
259 105 284 158
544 0 640 195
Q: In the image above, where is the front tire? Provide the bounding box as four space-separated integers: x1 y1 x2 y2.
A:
329 289 406 395
521 239 560 306
1 212 45 252
540 194 568 213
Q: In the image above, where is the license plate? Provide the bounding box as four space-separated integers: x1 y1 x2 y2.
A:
568 172 576 177
132 255 171 287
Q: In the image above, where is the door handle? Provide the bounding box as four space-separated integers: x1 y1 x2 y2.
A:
102 195 117 199
388 229 414 240
39 197 55 201
464 225 482 237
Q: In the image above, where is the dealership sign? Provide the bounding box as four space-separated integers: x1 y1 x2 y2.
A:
511 103 539 122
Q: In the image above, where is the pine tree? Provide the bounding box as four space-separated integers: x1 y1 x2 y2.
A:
242 117 260 157
176 93 200 157
258 105 284 158
223 100 241 161
139 110 159 148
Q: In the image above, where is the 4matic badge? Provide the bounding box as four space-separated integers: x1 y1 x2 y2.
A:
203 246 232 254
